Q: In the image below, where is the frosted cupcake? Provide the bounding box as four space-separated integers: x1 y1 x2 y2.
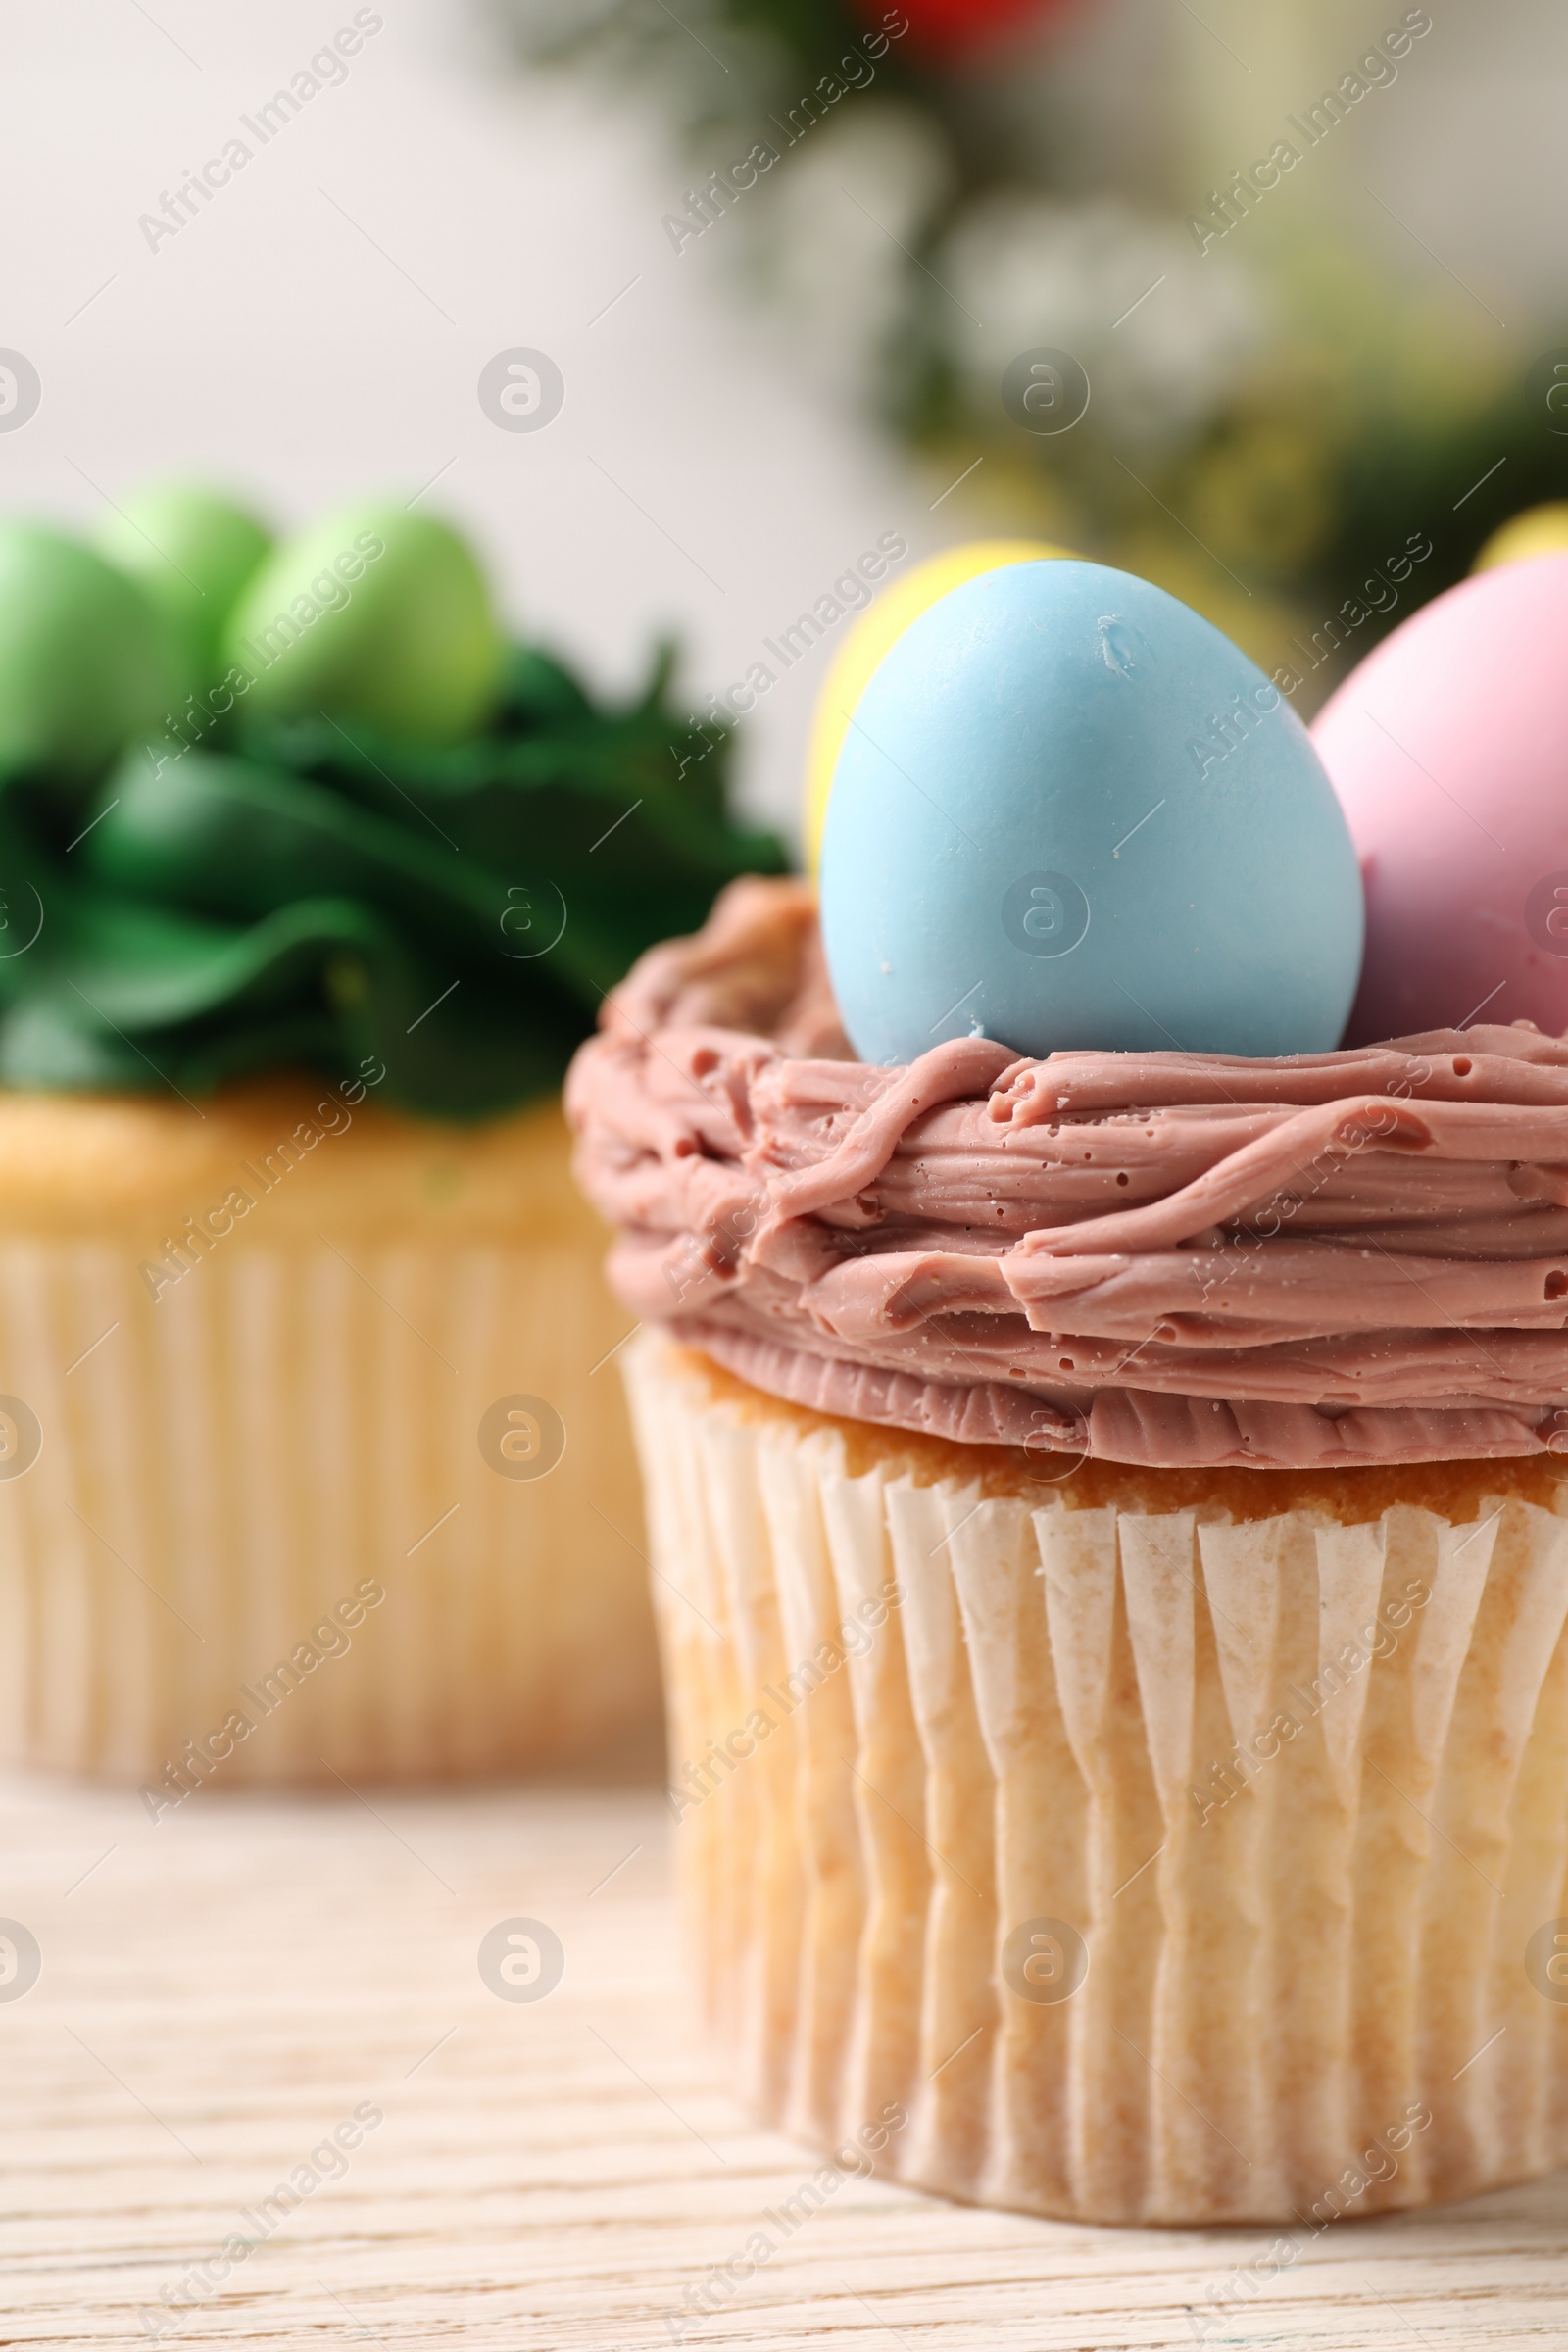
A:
568 557 1568 2226
0 489 780 1788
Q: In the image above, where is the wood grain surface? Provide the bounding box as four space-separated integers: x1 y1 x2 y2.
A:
2 1767 1565 2348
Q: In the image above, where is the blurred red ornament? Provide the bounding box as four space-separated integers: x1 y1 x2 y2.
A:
862 0 1077 60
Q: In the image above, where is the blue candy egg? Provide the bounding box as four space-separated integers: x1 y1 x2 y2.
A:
819 560 1364 1065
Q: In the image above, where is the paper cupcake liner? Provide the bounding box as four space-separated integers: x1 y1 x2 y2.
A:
0 1225 658 1788
626 1328 1568 2226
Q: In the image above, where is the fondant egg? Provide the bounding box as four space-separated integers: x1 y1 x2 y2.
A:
98 483 271 702
803 537 1069 869
819 559 1363 1065
224 501 503 744
1312 553 1568 1045
0 523 173 793
1473 503 1568 572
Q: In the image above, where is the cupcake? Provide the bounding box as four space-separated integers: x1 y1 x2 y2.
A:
568 555 1568 2225
0 487 781 1788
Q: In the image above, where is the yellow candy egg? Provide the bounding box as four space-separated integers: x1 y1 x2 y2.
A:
803 538 1071 869
1472 503 1568 572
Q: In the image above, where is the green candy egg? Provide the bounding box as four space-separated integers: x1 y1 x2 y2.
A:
97 483 272 704
0 523 174 788
223 501 505 743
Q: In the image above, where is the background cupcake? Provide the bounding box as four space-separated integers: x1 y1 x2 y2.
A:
0 484 781 1787
569 555 1568 2225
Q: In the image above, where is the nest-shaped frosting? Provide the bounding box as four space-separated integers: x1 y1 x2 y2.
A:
567 877 1568 1469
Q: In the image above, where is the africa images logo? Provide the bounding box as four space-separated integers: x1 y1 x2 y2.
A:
137 12 385 252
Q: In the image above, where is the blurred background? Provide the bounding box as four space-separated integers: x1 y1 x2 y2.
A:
7 0 1564 851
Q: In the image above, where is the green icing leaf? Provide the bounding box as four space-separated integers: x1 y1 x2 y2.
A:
0 643 786 1118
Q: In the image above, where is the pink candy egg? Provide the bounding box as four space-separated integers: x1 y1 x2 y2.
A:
1312 553 1568 1046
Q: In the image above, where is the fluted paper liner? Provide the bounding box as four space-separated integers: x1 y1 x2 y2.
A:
627 1329 1568 2226
0 1099 658 1785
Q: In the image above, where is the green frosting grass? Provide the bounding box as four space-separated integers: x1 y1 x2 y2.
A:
0 645 785 1119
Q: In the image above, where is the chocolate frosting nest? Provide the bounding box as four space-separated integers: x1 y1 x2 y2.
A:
565 876 1568 1469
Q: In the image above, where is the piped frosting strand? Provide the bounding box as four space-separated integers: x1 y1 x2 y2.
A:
566 878 1568 1468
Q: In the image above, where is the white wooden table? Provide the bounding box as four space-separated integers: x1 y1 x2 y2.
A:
3 1767 1565 2348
